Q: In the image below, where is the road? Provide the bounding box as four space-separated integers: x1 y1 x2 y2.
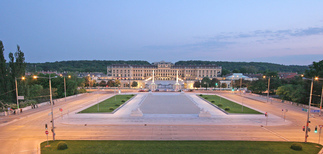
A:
0 90 322 153
216 91 323 143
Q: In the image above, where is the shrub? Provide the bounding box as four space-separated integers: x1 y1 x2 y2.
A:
78 88 87 93
127 97 130 99
211 100 215 103
121 100 125 102
199 94 203 96
290 143 302 151
115 104 120 106
217 104 223 107
224 107 230 111
9 104 17 109
204 97 208 99
131 94 134 96
57 141 68 150
109 107 114 111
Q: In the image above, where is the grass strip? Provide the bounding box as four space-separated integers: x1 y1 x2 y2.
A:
79 94 134 113
41 140 322 154
199 94 261 114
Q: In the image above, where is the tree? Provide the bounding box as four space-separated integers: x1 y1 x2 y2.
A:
222 68 230 76
248 79 266 94
276 84 305 103
233 79 249 88
115 79 121 87
14 45 27 97
84 76 92 87
131 81 138 87
211 78 219 87
99 80 107 87
14 45 26 78
66 80 78 95
107 80 115 87
232 69 239 73
221 83 227 88
201 77 211 89
0 41 8 102
305 60 323 78
27 84 43 99
8 52 15 102
193 81 200 88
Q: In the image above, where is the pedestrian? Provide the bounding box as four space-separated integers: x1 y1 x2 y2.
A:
20 108 22 113
36 104 38 108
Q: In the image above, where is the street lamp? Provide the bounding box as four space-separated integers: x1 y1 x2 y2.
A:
320 85 323 116
15 76 25 110
62 75 72 102
33 75 57 141
305 77 315 142
238 76 243 112
239 77 242 95
304 76 321 142
263 75 270 102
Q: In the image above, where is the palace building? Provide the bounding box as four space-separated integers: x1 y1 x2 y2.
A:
106 61 222 89
107 61 222 80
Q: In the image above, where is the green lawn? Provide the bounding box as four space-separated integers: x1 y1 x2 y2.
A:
79 94 135 113
41 140 322 154
199 94 261 114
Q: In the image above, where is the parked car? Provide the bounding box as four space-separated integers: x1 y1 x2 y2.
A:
138 89 145 92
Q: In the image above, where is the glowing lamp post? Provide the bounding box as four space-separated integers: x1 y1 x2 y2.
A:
263 75 270 102
304 76 320 142
15 76 26 110
33 75 57 141
60 74 72 102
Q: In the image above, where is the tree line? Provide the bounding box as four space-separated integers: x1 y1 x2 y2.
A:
0 41 86 111
192 60 323 106
176 60 309 75
26 60 151 72
25 60 309 74
0 40 26 107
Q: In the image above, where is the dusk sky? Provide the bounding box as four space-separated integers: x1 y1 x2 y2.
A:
1 1 323 65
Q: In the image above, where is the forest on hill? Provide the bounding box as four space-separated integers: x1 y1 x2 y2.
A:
25 60 309 74
26 60 151 72
175 60 308 74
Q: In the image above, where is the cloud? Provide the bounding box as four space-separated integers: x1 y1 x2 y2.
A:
251 54 323 65
143 40 235 51
240 27 323 39
141 26 323 58
292 27 323 36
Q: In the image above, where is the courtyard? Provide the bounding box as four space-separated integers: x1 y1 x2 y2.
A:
59 92 287 126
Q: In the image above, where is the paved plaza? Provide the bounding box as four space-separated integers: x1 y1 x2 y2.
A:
59 92 288 126
1 90 323 153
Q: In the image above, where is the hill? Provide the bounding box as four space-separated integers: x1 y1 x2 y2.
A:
175 60 308 73
26 60 150 72
26 60 309 73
